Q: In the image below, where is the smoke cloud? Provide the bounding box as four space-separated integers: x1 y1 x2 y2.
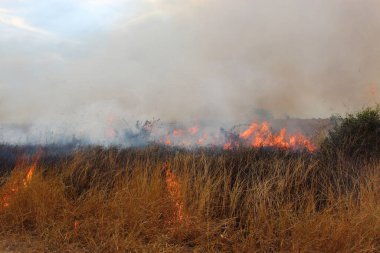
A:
0 0 379 143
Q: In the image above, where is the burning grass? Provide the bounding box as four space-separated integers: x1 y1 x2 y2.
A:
0 146 378 252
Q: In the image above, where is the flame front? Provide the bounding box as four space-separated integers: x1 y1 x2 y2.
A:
158 121 315 152
225 121 315 152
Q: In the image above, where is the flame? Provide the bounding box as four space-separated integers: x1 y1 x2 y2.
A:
240 123 258 139
223 142 233 150
160 125 201 146
188 126 199 135
158 121 315 152
1 149 42 208
23 149 42 186
197 133 208 145
164 138 172 145
164 162 186 224
228 121 315 152
173 129 183 136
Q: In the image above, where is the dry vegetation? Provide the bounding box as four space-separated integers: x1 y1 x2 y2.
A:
0 106 379 252
0 145 378 253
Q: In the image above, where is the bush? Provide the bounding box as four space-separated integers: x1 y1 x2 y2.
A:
321 105 380 161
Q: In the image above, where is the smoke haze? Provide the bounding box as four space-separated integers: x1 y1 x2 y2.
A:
0 0 379 143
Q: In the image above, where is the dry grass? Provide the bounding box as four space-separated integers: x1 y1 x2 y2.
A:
0 146 379 252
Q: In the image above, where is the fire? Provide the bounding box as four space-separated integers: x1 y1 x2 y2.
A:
160 125 201 147
156 121 315 152
164 138 172 145
173 129 183 136
23 149 42 186
240 123 258 139
197 133 208 145
226 121 315 152
1 149 42 208
163 162 186 224
188 126 199 135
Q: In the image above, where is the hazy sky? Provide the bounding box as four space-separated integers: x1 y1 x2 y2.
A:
1 0 379 129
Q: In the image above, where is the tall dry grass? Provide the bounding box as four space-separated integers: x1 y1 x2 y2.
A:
0 146 379 252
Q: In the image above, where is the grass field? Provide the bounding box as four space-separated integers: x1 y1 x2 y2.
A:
0 145 378 252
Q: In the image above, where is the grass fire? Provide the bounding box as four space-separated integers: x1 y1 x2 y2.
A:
0 107 379 252
1 0 380 252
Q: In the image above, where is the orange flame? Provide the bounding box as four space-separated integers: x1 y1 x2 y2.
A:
164 162 186 224
23 149 42 187
159 121 315 152
1 149 42 208
223 143 232 150
160 125 202 147
188 126 199 135
164 138 172 145
240 123 258 139
228 121 315 152
173 129 183 137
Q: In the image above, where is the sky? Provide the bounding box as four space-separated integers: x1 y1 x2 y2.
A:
0 0 380 142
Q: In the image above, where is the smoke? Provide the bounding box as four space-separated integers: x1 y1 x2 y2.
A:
1 0 380 143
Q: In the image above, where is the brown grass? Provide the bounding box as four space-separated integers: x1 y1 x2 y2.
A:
0 147 379 252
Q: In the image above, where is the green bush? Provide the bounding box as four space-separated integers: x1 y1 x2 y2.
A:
321 105 380 161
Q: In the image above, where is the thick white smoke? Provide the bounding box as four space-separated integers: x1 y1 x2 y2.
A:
0 0 379 144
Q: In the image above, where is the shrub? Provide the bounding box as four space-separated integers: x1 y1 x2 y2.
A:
321 105 380 161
